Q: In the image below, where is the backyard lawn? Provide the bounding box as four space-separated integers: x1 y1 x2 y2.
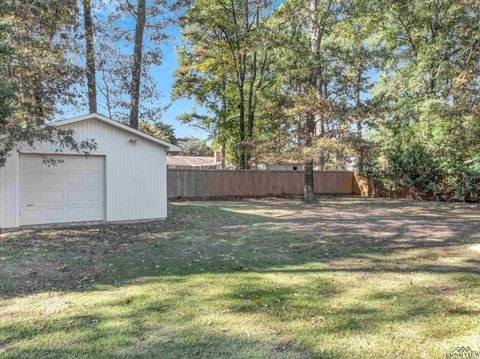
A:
1 197 480 358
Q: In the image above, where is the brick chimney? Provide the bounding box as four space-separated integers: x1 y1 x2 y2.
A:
214 150 222 163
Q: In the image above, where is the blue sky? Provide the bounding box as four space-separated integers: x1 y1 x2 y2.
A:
149 27 210 140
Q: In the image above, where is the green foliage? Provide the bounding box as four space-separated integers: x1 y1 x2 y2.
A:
364 0 480 201
250 0 375 172
173 0 274 168
0 1 14 127
177 136 213 156
2 0 479 202
0 0 96 159
139 121 178 145
383 140 442 196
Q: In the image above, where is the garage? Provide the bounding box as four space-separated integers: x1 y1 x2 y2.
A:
0 113 181 230
20 154 105 226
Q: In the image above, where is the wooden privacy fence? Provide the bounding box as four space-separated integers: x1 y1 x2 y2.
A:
167 169 356 199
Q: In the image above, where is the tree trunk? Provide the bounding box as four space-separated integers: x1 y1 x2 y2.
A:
316 117 325 170
310 0 326 171
246 50 256 168
245 7 260 168
83 0 97 113
355 72 364 172
33 76 45 123
303 159 317 203
356 120 364 172
220 144 225 169
303 0 321 203
129 0 146 129
100 69 112 119
303 113 318 203
219 81 227 170
239 90 246 169
238 55 247 170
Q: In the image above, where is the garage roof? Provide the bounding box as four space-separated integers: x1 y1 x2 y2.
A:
53 113 182 152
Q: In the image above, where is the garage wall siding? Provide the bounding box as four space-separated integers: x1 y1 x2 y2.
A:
0 151 20 228
0 119 167 229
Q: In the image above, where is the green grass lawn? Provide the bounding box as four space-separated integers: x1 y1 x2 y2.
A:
1 197 480 358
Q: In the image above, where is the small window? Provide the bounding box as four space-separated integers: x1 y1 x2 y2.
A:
293 166 298 171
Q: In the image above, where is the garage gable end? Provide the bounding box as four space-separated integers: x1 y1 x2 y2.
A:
52 113 182 152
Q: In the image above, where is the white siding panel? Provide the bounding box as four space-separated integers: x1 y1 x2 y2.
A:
0 118 167 229
0 151 20 229
0 162 5 228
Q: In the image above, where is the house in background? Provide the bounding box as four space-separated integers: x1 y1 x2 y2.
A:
167 154 305 171
167 150 223 170
257 161 305 171
0 113 180 230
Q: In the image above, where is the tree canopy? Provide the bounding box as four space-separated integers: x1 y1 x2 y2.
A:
0 0 96 161
173 0 480 201
1 0 479 201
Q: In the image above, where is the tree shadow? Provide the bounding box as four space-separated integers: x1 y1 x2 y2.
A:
3 267 474 358
1 196 480 358
1 331 325 359
0 289 326 359
0 197 479 299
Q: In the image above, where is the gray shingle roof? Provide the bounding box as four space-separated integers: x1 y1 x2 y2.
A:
167 155 217 167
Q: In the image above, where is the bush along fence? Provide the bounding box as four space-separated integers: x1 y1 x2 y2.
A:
168 169 356 199
353 173 480 202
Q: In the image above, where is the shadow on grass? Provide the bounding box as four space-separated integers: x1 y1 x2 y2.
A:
1 271 477 358
1 195 480 359
1 329 324 359
0 197 479 299
0 288 324 359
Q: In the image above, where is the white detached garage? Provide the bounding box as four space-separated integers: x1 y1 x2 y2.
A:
0 113 180 230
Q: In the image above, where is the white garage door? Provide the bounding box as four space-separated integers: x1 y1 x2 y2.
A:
20 154 105 225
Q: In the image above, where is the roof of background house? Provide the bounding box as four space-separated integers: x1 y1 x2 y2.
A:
261 160 304 166
167 155 217 167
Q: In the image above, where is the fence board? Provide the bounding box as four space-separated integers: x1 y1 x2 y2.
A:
167 169 355 199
